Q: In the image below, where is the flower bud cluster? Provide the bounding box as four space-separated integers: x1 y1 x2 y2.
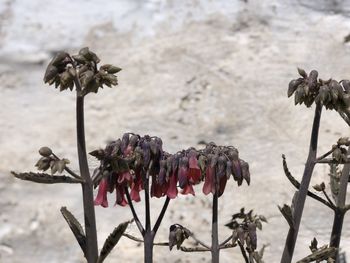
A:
35 146 69 174
288 68 350 111
44 47 121 95
90 133 250 208
225 208 267 253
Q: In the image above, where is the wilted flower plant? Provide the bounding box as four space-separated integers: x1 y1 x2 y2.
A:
281 69 350 263
12 48 128 263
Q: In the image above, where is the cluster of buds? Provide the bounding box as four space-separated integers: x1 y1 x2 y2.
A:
44 47 121 95
168 224 191 250
35 146 70 174
90 133 250 208
288 68 350 111
225 208 267 253
332 137 350 163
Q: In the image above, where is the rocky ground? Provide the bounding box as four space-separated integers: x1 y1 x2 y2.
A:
0 0 350 262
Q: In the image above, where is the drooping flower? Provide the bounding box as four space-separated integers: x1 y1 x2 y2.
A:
94 178 109 207
167 171 178 199
188 150 201 184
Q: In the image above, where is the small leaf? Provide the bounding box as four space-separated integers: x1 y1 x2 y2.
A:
60 207 86 256
278 204 294 228
97 220 131 263
313 183 325 192
11 172 81 184
297 68 307 78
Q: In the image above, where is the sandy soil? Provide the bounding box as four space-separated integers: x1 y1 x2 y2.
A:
0 0 350 262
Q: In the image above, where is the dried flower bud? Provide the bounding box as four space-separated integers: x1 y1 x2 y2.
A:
51 52 69 66
297 68 307 78
312 183 325 192
100 64 122 74
39 146 52 157
44 65 58 83
79 47 100 63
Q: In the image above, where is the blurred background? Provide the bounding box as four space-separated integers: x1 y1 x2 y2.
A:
0 0 350 262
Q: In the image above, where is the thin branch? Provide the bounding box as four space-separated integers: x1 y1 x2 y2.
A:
316 148 335 162
219 234 233 248
315 158 350 164
188 232 211 249
122 233 235 253
321 189 336 208
124 188 145 235
282 154 335 211
152 197 170 235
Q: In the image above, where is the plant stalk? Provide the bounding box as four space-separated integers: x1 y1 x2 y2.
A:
281 103 322 263
211 176 220 263
76 86 98 263
330 146 350 260
144 230 154 263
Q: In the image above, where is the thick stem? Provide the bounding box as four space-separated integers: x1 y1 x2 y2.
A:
281 104 322 263
330 147 350 260
144 231 154 263
212 191 219 263
76 93 98 263
330 208 345 249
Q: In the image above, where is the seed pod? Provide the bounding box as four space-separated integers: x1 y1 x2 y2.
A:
39 146 52 157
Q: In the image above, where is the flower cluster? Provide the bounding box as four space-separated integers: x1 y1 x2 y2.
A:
288 68 350 111
90 133 250 208
44 47 121 95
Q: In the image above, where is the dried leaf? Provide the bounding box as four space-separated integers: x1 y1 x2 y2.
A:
11 172 81 184
60 207 86 256
97 220 131 263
